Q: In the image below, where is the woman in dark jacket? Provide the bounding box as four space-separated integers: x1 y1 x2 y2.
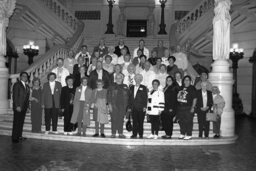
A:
60 76 76 135
161 76 178 139
177 75 197 140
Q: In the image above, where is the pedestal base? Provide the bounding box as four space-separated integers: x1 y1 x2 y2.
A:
0 67 10 115
209 59 235 137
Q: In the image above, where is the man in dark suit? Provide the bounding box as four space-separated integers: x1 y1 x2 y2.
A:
196 82 213 138
12 72 30 143
114 39 130 57
128 74 148 139
88 61 110 89
42 72 62 134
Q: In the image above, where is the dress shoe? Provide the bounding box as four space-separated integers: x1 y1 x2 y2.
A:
93 133 99 137
139 136 143 139
130 135 137 139
213 134 220 138
12 139 19 144
118 134 126 138
111 134 116 138
101 133 106 138
162 135 172 139
19 137 27 141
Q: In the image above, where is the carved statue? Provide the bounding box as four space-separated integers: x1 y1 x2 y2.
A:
116 8 126 36
147 8 155 36
213 0 231 60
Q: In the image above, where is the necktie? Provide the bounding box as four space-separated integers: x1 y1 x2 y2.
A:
128 75 133 87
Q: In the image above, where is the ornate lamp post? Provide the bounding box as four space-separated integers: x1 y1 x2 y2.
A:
229 43 244 115
158 0 167 35
105 0 115 34
23 41 39 65
249 49 256 117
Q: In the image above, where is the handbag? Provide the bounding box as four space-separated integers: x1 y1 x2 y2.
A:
206 112 217 122
126 113 133 132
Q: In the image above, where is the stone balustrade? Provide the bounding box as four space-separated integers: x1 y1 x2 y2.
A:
39 0 78 31
176 0 215 34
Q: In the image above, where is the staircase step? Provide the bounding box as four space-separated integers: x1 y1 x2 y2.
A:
1 113 202 123
0 121 214 137
0 118 210 130
0 127 237 146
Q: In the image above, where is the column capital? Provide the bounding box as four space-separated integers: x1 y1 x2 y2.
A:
0 0 16 24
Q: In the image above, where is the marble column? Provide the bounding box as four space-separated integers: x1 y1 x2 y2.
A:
0 0 16 114
209 0 235 137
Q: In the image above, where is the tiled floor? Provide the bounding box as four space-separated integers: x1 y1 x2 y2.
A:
0 115 256 171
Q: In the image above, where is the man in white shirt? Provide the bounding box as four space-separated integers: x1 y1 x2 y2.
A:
140 61 156 91
52 58 70 87
123 64 136 87
133 39 150 59
128 74 148 139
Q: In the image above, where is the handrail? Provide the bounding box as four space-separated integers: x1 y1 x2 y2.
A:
176 0 215 34
38 0 79 31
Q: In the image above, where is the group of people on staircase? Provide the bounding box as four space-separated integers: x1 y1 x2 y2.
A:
11 38 225 143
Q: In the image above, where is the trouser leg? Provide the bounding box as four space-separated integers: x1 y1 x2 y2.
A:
64 110 69 132
197 112 203 137
213 117 221 134
95 121 99 134
138 111 145 137
18 110 26 138
154 115 160 135
150 115 154 134
44 108 51 131
111 116 116 135
12 110 22 140
201 111 209 137
186 111 194 136
77 103 84 134
162 111 172 136
117 116 124 134
52 108 58 131
132 110 139 136
100 124 104 134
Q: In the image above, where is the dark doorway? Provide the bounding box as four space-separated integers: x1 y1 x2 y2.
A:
127 20 147 37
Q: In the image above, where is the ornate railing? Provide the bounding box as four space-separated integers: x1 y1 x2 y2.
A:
176 0 215 34
39 0 78 31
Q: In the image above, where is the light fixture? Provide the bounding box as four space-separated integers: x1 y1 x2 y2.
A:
159 0 167 4
105 0 115 34
158 0 167 34
229 43 244 115
23 41 39 65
